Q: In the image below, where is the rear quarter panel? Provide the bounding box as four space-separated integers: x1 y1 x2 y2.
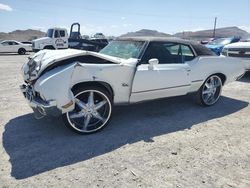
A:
187 56 245 92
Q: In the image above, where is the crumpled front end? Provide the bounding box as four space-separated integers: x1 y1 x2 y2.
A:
20 62 76 118
20 49 136 119
20 84 60 119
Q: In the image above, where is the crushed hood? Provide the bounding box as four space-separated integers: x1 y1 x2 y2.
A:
22 49 137 81
34 49 123 71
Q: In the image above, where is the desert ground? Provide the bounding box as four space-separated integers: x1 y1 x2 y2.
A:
0 53 249 188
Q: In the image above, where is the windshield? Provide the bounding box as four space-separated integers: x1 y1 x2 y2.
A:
46 29 54 38
240 34 250 42
99 40 145 59
208 38 232 45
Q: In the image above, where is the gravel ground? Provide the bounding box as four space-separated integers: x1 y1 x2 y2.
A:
0 53 250 188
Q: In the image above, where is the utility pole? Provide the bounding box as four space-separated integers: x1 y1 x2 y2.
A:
213 17 217 38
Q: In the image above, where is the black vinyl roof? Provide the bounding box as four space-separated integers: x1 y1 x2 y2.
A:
117 36 215 56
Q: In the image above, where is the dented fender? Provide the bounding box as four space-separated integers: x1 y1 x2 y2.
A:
34 61 136 113
34 63 76 113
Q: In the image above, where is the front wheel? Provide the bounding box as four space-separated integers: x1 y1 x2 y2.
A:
62 86 112 134
196 75 222 106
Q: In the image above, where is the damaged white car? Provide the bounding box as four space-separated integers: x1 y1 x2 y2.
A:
20 37 245 134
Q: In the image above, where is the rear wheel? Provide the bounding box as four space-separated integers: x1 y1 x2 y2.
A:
18 48 26 55
62 86 112 134
196 75 222 106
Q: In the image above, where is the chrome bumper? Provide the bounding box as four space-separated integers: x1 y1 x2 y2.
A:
20 84 61 118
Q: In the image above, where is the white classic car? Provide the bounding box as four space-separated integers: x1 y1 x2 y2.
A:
222 34 250 71
20 37 245 134
0 40 32 55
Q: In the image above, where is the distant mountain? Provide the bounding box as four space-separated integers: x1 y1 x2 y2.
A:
120 29 171 37
0 26 248 42
174 27 248 39
0 29 46 42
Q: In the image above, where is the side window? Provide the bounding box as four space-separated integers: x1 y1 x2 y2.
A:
164 43 179 55
54 30 60 38
141 42 195 64
1 42 9 46
181 45 195 61
59 30 65 37
141 42 174 64
12 42 18 45
165 43 195 62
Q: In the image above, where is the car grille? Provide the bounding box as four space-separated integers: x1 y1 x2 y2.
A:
224 48 250 58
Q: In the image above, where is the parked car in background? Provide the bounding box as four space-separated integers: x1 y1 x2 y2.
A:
0 40 32 55
93 33 106 39
206 37 240 55
222 34 250 71
20 37 245 134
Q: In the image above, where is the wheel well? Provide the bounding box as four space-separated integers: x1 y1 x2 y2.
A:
18 48 25 51
71 81 114 98
44 45 55 50
214 73 226 85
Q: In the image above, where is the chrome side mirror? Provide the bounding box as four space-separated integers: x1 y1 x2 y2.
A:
148 58 159 70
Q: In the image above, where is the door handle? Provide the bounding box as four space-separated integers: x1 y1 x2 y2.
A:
184 68 191 72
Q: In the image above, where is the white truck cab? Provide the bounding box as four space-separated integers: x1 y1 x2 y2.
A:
32 28 68 52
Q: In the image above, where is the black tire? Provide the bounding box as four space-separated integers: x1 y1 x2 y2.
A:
18 48 26 55
195 75 222 106
62 86 113 134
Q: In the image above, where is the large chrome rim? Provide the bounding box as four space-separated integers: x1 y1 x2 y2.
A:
66 90 112 133
202 75 222 105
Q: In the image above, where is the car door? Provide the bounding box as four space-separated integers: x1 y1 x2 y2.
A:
130 42 193 103
0 41 11 52
10 41 20 52
54 30 68 49
59 30 68 48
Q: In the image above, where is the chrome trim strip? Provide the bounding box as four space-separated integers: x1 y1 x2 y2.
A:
132 84 191 94
191 79 203 83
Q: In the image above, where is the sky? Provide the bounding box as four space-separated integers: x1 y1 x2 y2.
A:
0 0 250 36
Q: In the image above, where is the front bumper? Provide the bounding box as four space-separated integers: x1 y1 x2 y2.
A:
20 84 61 118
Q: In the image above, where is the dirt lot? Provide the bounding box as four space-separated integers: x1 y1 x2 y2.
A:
0 53 249 188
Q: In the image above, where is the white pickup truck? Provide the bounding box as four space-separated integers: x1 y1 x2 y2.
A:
32 28 69 52
222 34 250 71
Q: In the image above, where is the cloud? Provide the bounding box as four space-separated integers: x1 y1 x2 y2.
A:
0 3 13 11
121 17 126 20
